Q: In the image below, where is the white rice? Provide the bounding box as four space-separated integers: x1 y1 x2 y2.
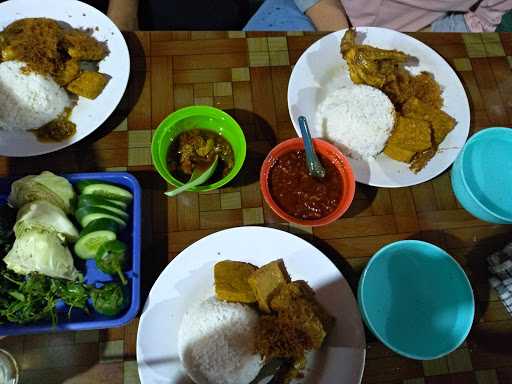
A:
177 296 262 384
316 84 395 160
0 60 71 131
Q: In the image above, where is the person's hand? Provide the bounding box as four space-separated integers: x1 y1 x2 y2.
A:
306 0 349 31
108 0 139 31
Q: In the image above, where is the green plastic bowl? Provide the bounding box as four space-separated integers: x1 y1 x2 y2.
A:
151 106 246 192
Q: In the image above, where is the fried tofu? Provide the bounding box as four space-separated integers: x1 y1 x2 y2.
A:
63 30 108 61
55 59 80 85
384 144 416 163
214 260 257 303
402 97 456 145
387 116 432 152
67 71 109 99
248 259 290 313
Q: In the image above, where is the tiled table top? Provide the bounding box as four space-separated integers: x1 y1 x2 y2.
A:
1 31 512 384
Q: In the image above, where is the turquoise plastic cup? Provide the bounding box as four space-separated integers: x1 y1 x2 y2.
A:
358 240 475 360
451 127 512 224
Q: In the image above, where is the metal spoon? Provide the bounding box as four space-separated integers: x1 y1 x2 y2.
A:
165 156 219 197
298 115 326 178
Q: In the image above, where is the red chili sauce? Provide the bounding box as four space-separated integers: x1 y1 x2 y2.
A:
269 150 342 220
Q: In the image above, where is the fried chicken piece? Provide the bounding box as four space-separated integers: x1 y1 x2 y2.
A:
387 116 432 152
257 315 313 361
214 260 257 303
402 97 456 145
270 281 334 349
67 71 109 99
382 66 415 105
341 28 408 88
248 259 290 313
63 29 108 61
412 72 443 109
357 45 408 62
340 28 356 56
55 59 80 85
2 18 62 75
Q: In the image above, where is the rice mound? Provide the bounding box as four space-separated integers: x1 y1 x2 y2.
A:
0 60 71 131
177 296 262 384
316 84 395 160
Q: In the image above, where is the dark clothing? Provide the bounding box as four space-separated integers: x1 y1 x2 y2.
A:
142 0 248 29
75 0 252 29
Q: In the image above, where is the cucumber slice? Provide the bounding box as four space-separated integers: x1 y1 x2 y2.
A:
75 180 102 193
79 195 128 210
76 206 124 221
81 213 126 229
87 205 129 221
80 218 120 236
82 183 133 203
76 207 127 229
74 230 116 259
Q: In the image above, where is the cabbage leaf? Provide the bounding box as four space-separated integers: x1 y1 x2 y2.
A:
14 200 79 243
8 171 75 214
3 228 81 281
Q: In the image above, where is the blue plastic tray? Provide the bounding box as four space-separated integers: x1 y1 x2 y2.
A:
0 172 141 336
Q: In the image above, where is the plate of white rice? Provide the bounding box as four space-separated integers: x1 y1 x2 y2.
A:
0 0 130 157
288 27 470 187
136 226 366 384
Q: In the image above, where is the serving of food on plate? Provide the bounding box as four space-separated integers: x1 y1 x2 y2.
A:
0 0 130 157
336 29 457 173
288 27 470 187
177 259 334 384
0 17 110 142
137 227 366 384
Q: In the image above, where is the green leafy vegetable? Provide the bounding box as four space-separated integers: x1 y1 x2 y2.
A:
58 280 90 315
95 240 127 285
91 282 127 316
0 271 61 325
8 171 76 214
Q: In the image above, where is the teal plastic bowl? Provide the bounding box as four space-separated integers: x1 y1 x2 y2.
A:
358 240 475 360
451 127 512 224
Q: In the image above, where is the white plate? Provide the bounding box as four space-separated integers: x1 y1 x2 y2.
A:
0 0 130 157
288 27 470 187
137 227 366 384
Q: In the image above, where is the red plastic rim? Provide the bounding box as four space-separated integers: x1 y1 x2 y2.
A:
260 138 356 227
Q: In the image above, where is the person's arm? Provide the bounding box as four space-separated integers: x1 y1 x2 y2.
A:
464 0 512 31
305 0 349 31
108 0 139 31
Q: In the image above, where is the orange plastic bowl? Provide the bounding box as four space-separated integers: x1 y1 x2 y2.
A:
260 138 356 226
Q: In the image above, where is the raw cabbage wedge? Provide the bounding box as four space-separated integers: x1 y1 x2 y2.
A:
4 228 82 281
8 171 76 214
15 200 79 243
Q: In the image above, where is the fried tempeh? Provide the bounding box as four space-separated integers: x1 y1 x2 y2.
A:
67 71 109 99
387 116 432 152
402 97 456 145
384 144 417 163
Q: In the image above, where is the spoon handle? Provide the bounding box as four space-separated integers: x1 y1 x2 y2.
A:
298 116 325 177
